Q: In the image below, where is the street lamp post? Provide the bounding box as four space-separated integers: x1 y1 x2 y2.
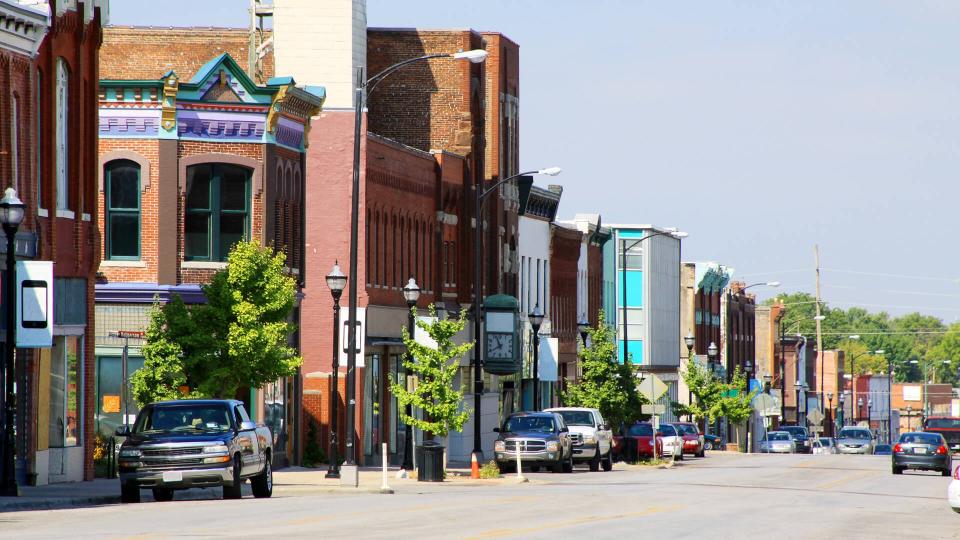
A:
529 306 544 411
745 359 753 452
838 392 846 428
684 331 695 422
707 342 719 438
906 405 913 431
471 167 559 459
401 278 421 471
827 392 834 436
324 263 347 479
343 49 488 477
577 316 590 347
795 381 804 427
857 396 863 424
867 398 873 431
0 187 24 497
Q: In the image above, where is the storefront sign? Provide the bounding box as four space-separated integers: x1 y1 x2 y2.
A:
16 260 53 347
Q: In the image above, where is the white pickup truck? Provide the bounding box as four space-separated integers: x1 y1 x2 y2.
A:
545 407 614 471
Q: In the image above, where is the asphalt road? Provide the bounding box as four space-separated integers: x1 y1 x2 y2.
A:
1 453 956 539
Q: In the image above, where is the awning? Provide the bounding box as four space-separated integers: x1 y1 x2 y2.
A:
366 337 405 347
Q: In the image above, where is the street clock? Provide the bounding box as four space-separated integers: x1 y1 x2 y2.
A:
483 294 520 375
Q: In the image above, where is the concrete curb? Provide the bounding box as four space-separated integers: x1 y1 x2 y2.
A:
0 495 120 513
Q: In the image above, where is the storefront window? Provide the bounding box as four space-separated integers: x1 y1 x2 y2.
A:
95 355 145 437
263 378 286 455
50 336 82 447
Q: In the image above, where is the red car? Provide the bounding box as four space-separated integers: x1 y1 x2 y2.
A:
612 423 663 461
672 422 705 457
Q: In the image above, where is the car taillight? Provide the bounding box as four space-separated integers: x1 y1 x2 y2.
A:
936 445 948 455
893 444 902 453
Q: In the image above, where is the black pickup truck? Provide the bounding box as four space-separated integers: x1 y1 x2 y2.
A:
116 399 273 503
924 417 960 453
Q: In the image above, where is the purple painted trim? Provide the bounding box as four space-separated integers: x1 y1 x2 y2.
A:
95 282 208 304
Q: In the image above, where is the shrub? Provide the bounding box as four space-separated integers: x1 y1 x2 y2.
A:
480 460 501 479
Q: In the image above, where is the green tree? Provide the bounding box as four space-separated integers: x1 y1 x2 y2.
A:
925 322 960 385
563 311 646 431
390 306 472 439
720 367 758 448
671 359 726 424
132 240 302 404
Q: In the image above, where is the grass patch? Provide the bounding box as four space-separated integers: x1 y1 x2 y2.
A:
480 460 501 479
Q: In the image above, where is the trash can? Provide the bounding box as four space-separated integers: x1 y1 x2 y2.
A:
416 441 444 482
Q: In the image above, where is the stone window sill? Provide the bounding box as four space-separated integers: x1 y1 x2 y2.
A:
37 208 48 218
100 260 146 268
56 209 75 219
182 261 228 270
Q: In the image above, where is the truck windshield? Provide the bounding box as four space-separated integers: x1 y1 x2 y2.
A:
556 411 594 426
504 416 556 433
134 404 232 434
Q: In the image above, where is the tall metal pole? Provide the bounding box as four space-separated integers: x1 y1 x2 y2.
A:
887 357 893 444
813 245 824 416
1 224 17 496
472 172 483 459
403 302 415 470
325 290 342 479
621 238 628 368
531 321 540 411
344 69 364 469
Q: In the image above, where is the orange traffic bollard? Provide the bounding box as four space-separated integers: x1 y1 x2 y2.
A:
471 451 480 479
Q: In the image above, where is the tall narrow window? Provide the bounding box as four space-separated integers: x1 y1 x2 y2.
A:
185 163 251 261
56 58 69 211
11 95 19 191
104 160 141 259
36 70 43 210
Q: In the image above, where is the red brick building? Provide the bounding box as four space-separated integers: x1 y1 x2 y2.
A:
0 0 106 486
94 31 324 468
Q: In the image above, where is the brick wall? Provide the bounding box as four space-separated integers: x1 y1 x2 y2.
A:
101 27 275 82
550 226 583 360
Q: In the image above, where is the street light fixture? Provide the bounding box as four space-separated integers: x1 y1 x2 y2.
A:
0 187 24 497
343 50 488 480
324 262 347 480
838 392 846 427
401 278 421 471
577 315 590 346
529 305 544 411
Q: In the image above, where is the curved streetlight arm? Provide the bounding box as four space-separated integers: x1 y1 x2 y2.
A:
365 53 455 94
480 170 542 201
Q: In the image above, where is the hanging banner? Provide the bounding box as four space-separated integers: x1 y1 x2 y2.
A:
16 260 54 348
538 337 559 382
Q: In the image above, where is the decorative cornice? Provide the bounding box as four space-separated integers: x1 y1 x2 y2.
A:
0 0 49 57
161 71 178 131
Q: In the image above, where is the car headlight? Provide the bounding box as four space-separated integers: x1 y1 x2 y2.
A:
584 435 597 444
203 444 229 454
546 441 560 452
119 448 141 458
494 441 505 452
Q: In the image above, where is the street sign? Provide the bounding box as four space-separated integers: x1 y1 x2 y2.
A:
641 404 666 415
807 409 824 426
752 393 779 416
639 374 669 402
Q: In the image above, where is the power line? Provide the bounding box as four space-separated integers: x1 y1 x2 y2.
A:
822 268 960 283
823 284 960 299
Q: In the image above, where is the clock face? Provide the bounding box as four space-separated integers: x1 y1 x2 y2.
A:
486 333 514 359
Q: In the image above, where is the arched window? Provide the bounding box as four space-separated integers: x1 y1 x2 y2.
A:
104 160 141 260
55 58 69 212
185 163 251 261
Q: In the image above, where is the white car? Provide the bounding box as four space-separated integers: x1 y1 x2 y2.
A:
544 407 614 472
949 464 960 514
656 423 684 460
760 431 795 454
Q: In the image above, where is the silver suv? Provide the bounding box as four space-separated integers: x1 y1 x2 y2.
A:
545 407 614 471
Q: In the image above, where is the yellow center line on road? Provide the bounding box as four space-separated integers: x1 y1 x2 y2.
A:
814 469 878 491
464 504 685 539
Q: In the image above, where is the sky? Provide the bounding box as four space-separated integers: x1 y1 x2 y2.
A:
110 0 960 322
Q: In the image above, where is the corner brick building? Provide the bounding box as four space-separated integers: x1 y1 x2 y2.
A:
95 30 324 468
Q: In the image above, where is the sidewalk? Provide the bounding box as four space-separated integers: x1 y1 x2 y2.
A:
0 466 528 512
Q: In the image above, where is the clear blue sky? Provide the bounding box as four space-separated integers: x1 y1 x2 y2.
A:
111 1 960 322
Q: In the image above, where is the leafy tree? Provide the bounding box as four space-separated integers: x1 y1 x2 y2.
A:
563 311 647 431
390 305 472 439
924 322 960 385
132 241 302 404
720 367 758 448
671 359 725 424
837 339 888 376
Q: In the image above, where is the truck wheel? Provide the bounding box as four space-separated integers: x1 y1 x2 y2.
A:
562 453 574 473
251 456 273 498
551 459 564 473
222 455 244 499
121 483 140 504
602 450 613 472
589 450 601 472
497 462 513 474
152 488 174 502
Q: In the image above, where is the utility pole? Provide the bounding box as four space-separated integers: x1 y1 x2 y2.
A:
814 245 824 418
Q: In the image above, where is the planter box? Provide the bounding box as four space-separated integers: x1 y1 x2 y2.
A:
725 443 740 452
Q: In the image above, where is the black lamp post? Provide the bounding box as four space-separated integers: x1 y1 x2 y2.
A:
0 187 24 497
867 398 872 430
906 405 913 431
684 331 695 421
707 342 718 436
529 305 544 411
795 380 803 426
343 50 488 475
745 359 753 452
324 263 347 479
401 278 420 470
857 396 863 424
577 315 590 347
838 392 846 428
707 342 718 367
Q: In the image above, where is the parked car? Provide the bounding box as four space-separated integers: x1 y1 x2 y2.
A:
116 399 273 503
780 425 812 453
613 423 663 461
493 412 574 474
923 416 960 454
873 444 892 456
837 426 875 455
703 433 722 451
813 437 838 455
949 464 960 513
672 422 706 457
759 431 795 454
892 432 952 476
544 407 613 471
657 423 684 461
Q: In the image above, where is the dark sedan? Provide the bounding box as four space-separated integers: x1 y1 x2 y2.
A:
892 432 952 476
